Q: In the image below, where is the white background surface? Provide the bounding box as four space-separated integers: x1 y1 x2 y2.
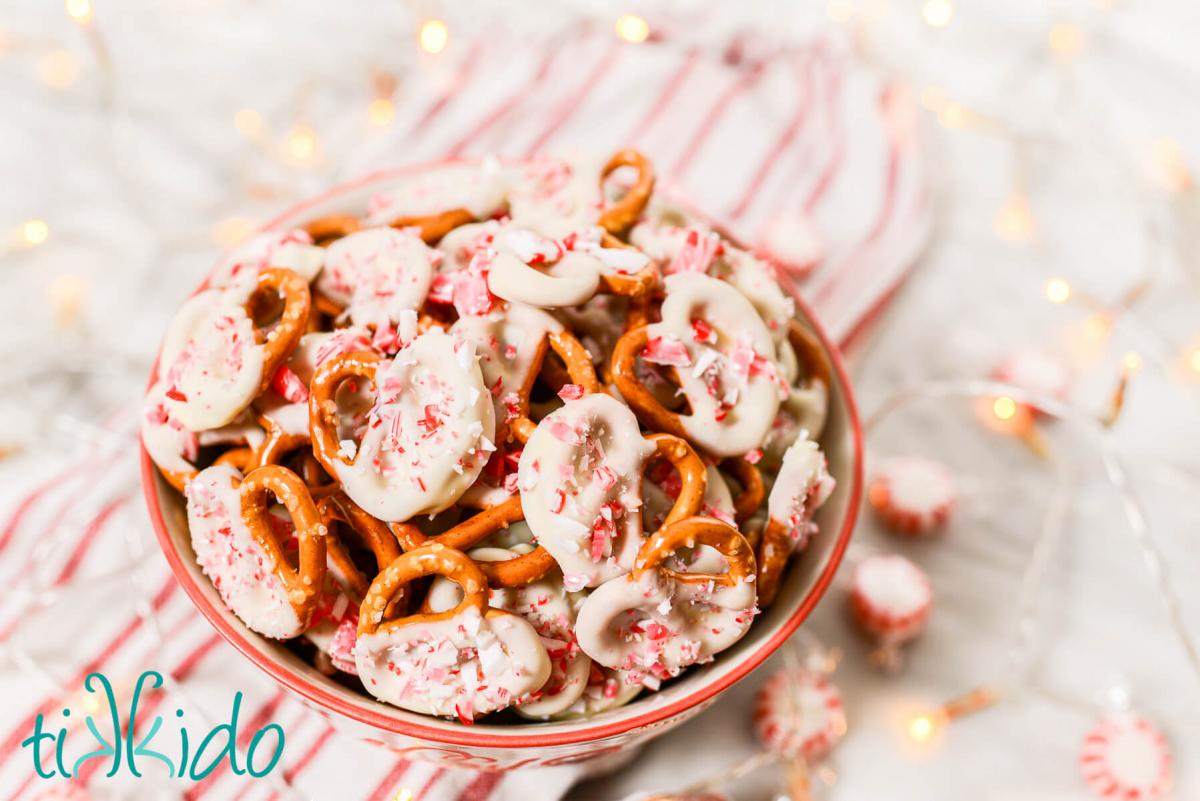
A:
1 1 1199 799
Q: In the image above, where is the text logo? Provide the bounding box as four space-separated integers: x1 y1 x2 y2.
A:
21 671 285 781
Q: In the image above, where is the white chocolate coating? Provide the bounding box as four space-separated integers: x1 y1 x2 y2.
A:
142 381 202 475
354 606 550 720
645 273 784 457
766 438 835 553
518 394 655 588
210 229 325 297
332 329 495 522
631 222 794 339
574 568 756 683
549 667 642 720
159 287 266 431
316 227 436 330
508 155 606 237
425 546 592 719
366 158 513 224
185 465 304 639
450 302 563 429
486 225 647 309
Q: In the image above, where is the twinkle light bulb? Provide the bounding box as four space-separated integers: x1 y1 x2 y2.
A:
995 192 1035 242
907 713 937 743
419 19 449 54
1187 346 1200 374
615 14 650 43
284 124 320 164
992 396 1017 421
21 219 50 246
234 108 265 139
1045 278 1071 304
65 0 93 25
922 0 954 28
368 98 395 127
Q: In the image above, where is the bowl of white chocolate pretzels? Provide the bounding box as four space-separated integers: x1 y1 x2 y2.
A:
141 150 863 769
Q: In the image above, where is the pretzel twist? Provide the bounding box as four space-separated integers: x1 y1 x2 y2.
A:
307 349 381 479
358 543 489 637
596 233 660 300
755 518 793 607
389 208 476 244
609 325 691 442
721 457 765 522
213 446 254 472
254 413 311 470
303 214 361 244
390 496 557 588
787 318 832 390
252 267 312 390
634 516 756 587
646 433 707 528
317 493 402 597
238 465 328 625
597 149 655 238
508 330 602 444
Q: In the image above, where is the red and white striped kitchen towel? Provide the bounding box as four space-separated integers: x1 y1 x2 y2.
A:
0 23 927 801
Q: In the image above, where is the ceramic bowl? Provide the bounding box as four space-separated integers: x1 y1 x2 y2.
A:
142 160 862 771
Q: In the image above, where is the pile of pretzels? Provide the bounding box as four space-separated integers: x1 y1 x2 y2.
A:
144 150 836 723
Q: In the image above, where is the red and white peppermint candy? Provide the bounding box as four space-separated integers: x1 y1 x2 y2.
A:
1080 715 1171 801
993 347 1071 413
849 554 932 644
754 669 846 763
868 456 957 536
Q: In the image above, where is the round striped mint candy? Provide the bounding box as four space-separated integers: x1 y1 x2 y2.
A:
754 669 846 762
1080 715 1171 800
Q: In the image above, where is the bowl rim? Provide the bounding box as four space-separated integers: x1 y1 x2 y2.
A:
140 158 863 749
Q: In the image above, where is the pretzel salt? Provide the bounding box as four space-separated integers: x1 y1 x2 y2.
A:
517 393 707 589
355 543 551 719
307 329 495 522
574 517 757 682
186 463 327 639
756 438 835 607
159 267 311 431
611 272 785 458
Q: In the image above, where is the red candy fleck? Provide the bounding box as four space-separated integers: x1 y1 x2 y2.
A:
270 365 310 403
643 335 692 368
557 383 585 401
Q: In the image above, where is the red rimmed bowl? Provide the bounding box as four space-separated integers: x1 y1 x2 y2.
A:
141 160 863 771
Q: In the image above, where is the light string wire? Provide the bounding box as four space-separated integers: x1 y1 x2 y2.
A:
630 373 1198 800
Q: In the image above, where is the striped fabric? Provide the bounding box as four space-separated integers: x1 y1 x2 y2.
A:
0 23 927 801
